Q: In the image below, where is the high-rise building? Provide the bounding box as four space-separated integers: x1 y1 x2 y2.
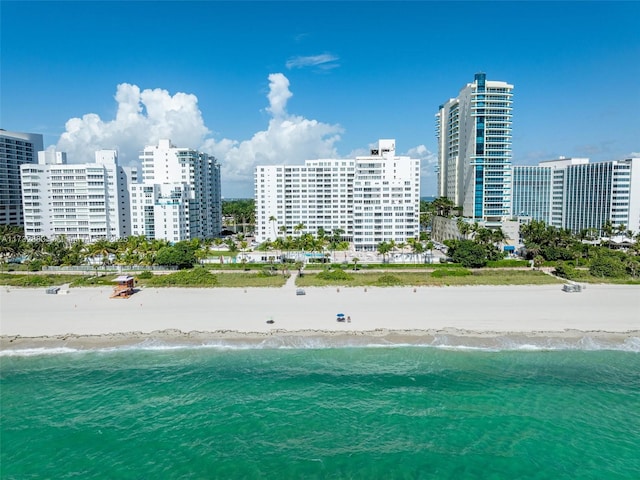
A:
255 159 354 242
436 73 513 220
0 130 44 226
511 158 589 225
562 158 639 234
130 139 222 242
511 157 640 235
20 149 134 242
254 139 421 251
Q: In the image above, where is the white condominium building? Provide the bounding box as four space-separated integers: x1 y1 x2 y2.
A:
511 157 588 226
562 158 639 234
1 130 43 226
20 149 134 242
130 139 222 242
255 159 354 241
511 157 640 234
436 73 513 220
254 139 421 251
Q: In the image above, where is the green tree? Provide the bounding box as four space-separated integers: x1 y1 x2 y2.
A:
432 197 456 217
589 254 626 278
447 240 488 268
89 239 116 270
377 241 393 263
155 242 197 269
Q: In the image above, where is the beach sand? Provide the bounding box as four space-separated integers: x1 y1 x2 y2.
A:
1 282 639 351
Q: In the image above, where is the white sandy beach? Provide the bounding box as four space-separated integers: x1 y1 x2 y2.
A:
1 280 639 351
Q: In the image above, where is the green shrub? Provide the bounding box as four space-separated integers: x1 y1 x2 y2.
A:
145 268 218 286
317 269 353 281
553 262 576 279
28 260 43 272
376 274 402 285
431 268 472 278
589 255 626 278
137 270 154 279
71 276 115 287
486 259 528 268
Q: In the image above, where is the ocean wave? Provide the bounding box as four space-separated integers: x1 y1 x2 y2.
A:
2 334 639 356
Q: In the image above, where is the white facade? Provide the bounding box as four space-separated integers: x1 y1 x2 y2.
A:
352 140 421 250
130 139 221 242
436 73 513 220
255 158 354 241
254 139 421 251
20 149 133 242
511 157 640 235
512 157 589 226
0 130 43 226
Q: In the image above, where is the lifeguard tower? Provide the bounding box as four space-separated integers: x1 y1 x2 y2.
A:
111 275 135 299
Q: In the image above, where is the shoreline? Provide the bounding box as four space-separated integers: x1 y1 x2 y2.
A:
2 327 640 354
1 283 638 352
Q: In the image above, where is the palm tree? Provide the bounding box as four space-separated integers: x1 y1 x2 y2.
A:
432 197 455 217
474 228 493 245
377 241 393 263
601 220 614 244
490 228 507 249
408 238 424 264
64 239 88 266
89 239 116 271
268 215 278 240
457 219 471 239
0 229 26 269
352 257 360 271
294 222 305 237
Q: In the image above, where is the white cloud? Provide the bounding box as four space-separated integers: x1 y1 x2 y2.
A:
201 73 343 187
57 84 210 166
286 53 340 70
407 145 438 194
265 73 292 118
406 144 437 169
55 74 344 196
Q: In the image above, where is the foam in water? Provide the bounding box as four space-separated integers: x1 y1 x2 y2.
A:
2 334 639 357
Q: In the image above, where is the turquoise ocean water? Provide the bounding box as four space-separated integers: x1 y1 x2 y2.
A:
2 341 640 479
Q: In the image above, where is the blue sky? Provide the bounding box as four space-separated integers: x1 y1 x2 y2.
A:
2 1 639 197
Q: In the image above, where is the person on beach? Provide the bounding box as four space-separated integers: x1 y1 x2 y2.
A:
347 316 351 323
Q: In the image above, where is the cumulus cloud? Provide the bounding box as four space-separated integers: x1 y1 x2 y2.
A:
55 74 344 196
266 73 293 118
57 84 209 165
286 53 339 70
407 145 438 193
201 73 343 188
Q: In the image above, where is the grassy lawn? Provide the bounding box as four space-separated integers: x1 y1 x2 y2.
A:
296 269 563 287
3 268 637 288
139 271 287 288
0 273 105 287
0 271 287 288
563 270 640 285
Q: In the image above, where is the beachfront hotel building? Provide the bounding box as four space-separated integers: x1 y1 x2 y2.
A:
254 139 421 251
1 130 44 226
129 139 222 242
19 149 134 241
511 157 640 235
511 157 589 226
436 73 513 220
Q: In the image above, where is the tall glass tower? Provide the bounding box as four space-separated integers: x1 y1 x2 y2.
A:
436 73 513 220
